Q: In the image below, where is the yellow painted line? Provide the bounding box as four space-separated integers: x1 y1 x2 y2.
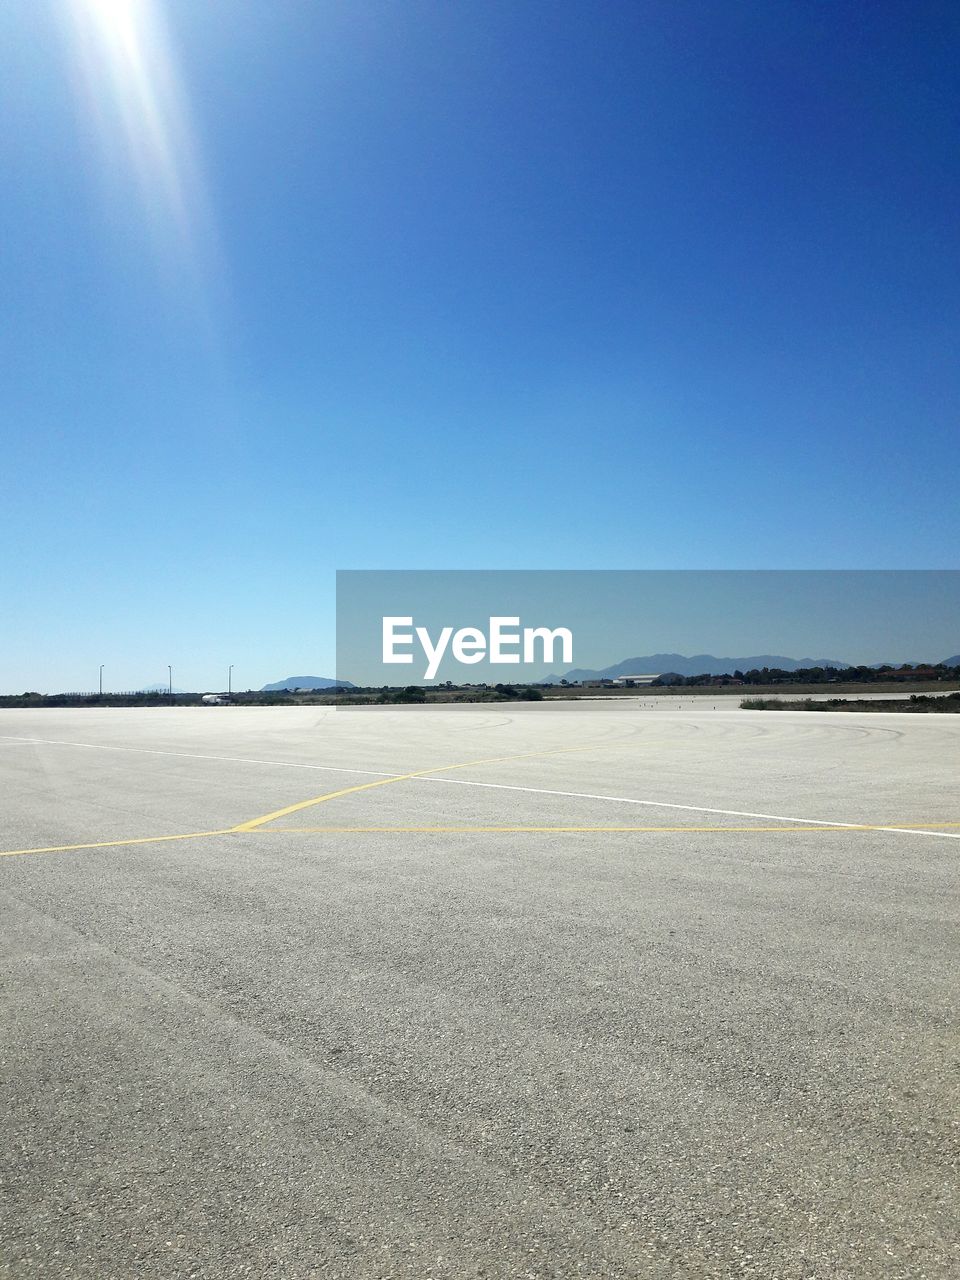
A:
5 720 955 856
230 744 609 832
0 829 235 859
4 818 957 859
1 741 671 855
230 775 423 831
263 822 960 833
855 821 960 829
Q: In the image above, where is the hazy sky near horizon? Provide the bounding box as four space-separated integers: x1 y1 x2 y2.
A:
2 1 958 692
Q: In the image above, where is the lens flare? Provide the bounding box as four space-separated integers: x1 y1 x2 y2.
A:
64 0 219 299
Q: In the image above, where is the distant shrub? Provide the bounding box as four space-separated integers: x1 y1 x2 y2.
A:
386 686 427 703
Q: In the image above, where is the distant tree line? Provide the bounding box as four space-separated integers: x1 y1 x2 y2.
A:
656 663 960 688
373 683 544 704
743 692 960 713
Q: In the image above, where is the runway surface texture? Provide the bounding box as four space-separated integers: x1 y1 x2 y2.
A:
1 701 957 1279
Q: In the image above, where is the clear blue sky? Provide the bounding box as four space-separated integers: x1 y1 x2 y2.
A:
1 1 957 692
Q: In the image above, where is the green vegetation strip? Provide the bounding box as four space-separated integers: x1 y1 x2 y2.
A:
741 693 960 713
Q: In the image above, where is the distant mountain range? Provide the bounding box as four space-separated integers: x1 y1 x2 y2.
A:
260 675 355 691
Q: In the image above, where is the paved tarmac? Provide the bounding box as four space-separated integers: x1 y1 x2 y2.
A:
1 702 958 1279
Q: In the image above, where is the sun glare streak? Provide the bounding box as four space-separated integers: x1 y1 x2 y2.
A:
64 0 221 313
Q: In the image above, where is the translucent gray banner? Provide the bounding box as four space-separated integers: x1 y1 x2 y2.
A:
336 570 960 687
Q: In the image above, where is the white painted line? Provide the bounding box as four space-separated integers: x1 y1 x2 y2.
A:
0 736 398 780
416 776 960 840
3 735 956 840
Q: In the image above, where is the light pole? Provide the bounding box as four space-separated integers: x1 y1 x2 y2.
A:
167 665 173 697
228 665 233 695
99 664 104 695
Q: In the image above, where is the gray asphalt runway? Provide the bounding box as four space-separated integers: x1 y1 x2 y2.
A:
1 702 958 1279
